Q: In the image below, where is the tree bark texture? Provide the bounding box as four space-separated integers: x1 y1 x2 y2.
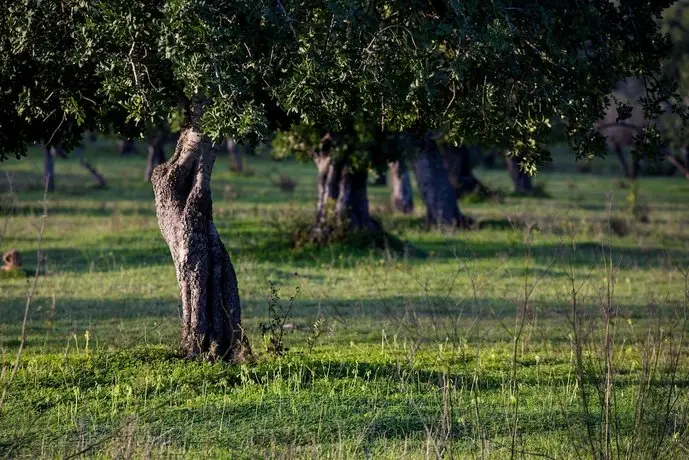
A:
227 139 243 172
413 142 466 227
43 146 55 192
151 110 248 361
389 160 414 214
145 131 167 182
507 156 533 194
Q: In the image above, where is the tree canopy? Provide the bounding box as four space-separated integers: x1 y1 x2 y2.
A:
1 1 683 169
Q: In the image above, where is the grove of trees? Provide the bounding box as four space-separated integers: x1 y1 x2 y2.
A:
1 0 685 360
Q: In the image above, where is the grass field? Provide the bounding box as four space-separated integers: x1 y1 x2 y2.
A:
1 142 689 458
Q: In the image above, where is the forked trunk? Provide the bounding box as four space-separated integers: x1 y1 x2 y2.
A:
151 105 249 361
389 160 413 214
227 139 243 172
43 146 55 192
145 131 167 182
413 142 466 227
507 156 533 194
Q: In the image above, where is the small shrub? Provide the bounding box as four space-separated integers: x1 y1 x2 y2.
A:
259 282 300 356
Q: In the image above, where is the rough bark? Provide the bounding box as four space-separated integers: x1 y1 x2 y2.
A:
389 160 414 214
507 156 533 194
227 139 243 172
413 142 466 227
73 147 107 188
145 131 167 182
441 144 490 198
43 146 55 192
151 105 249 361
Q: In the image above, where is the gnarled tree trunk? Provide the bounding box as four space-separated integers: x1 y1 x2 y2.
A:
43 146 55 192
389 160 413 214
413 141 466 227
145 131 167 182
507 156 533 194
151 106 248 361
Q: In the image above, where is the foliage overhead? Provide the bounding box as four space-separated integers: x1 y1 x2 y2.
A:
0 0 684 172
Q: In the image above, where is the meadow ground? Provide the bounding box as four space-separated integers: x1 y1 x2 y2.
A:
1 142 689 458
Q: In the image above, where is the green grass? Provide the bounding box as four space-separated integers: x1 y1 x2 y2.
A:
1 142 688 458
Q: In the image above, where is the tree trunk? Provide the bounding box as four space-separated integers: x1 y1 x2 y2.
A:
312 153 377 240
389 160 413 214
614 146 632 179
151 106 249 361
119 138 137 156
145 131 167 182
75 147 107 188
507 156 533 194
313 154 342 226
441 144 489 198
336 167 376 230
227 139 243 172
413 142 466 227
43 146 55 192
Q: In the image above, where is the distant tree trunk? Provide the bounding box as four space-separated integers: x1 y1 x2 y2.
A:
441 144 489 198
150 101 249 361
145 131 167 182
336 167 376 230
314 153 342 226
119 138 137 156
312 151 377 239
507 156 533 194
389 160 413 214
227 139 243 172
413 141 466 226
614 146 632 179
43 146 55 192
75 147 107 188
